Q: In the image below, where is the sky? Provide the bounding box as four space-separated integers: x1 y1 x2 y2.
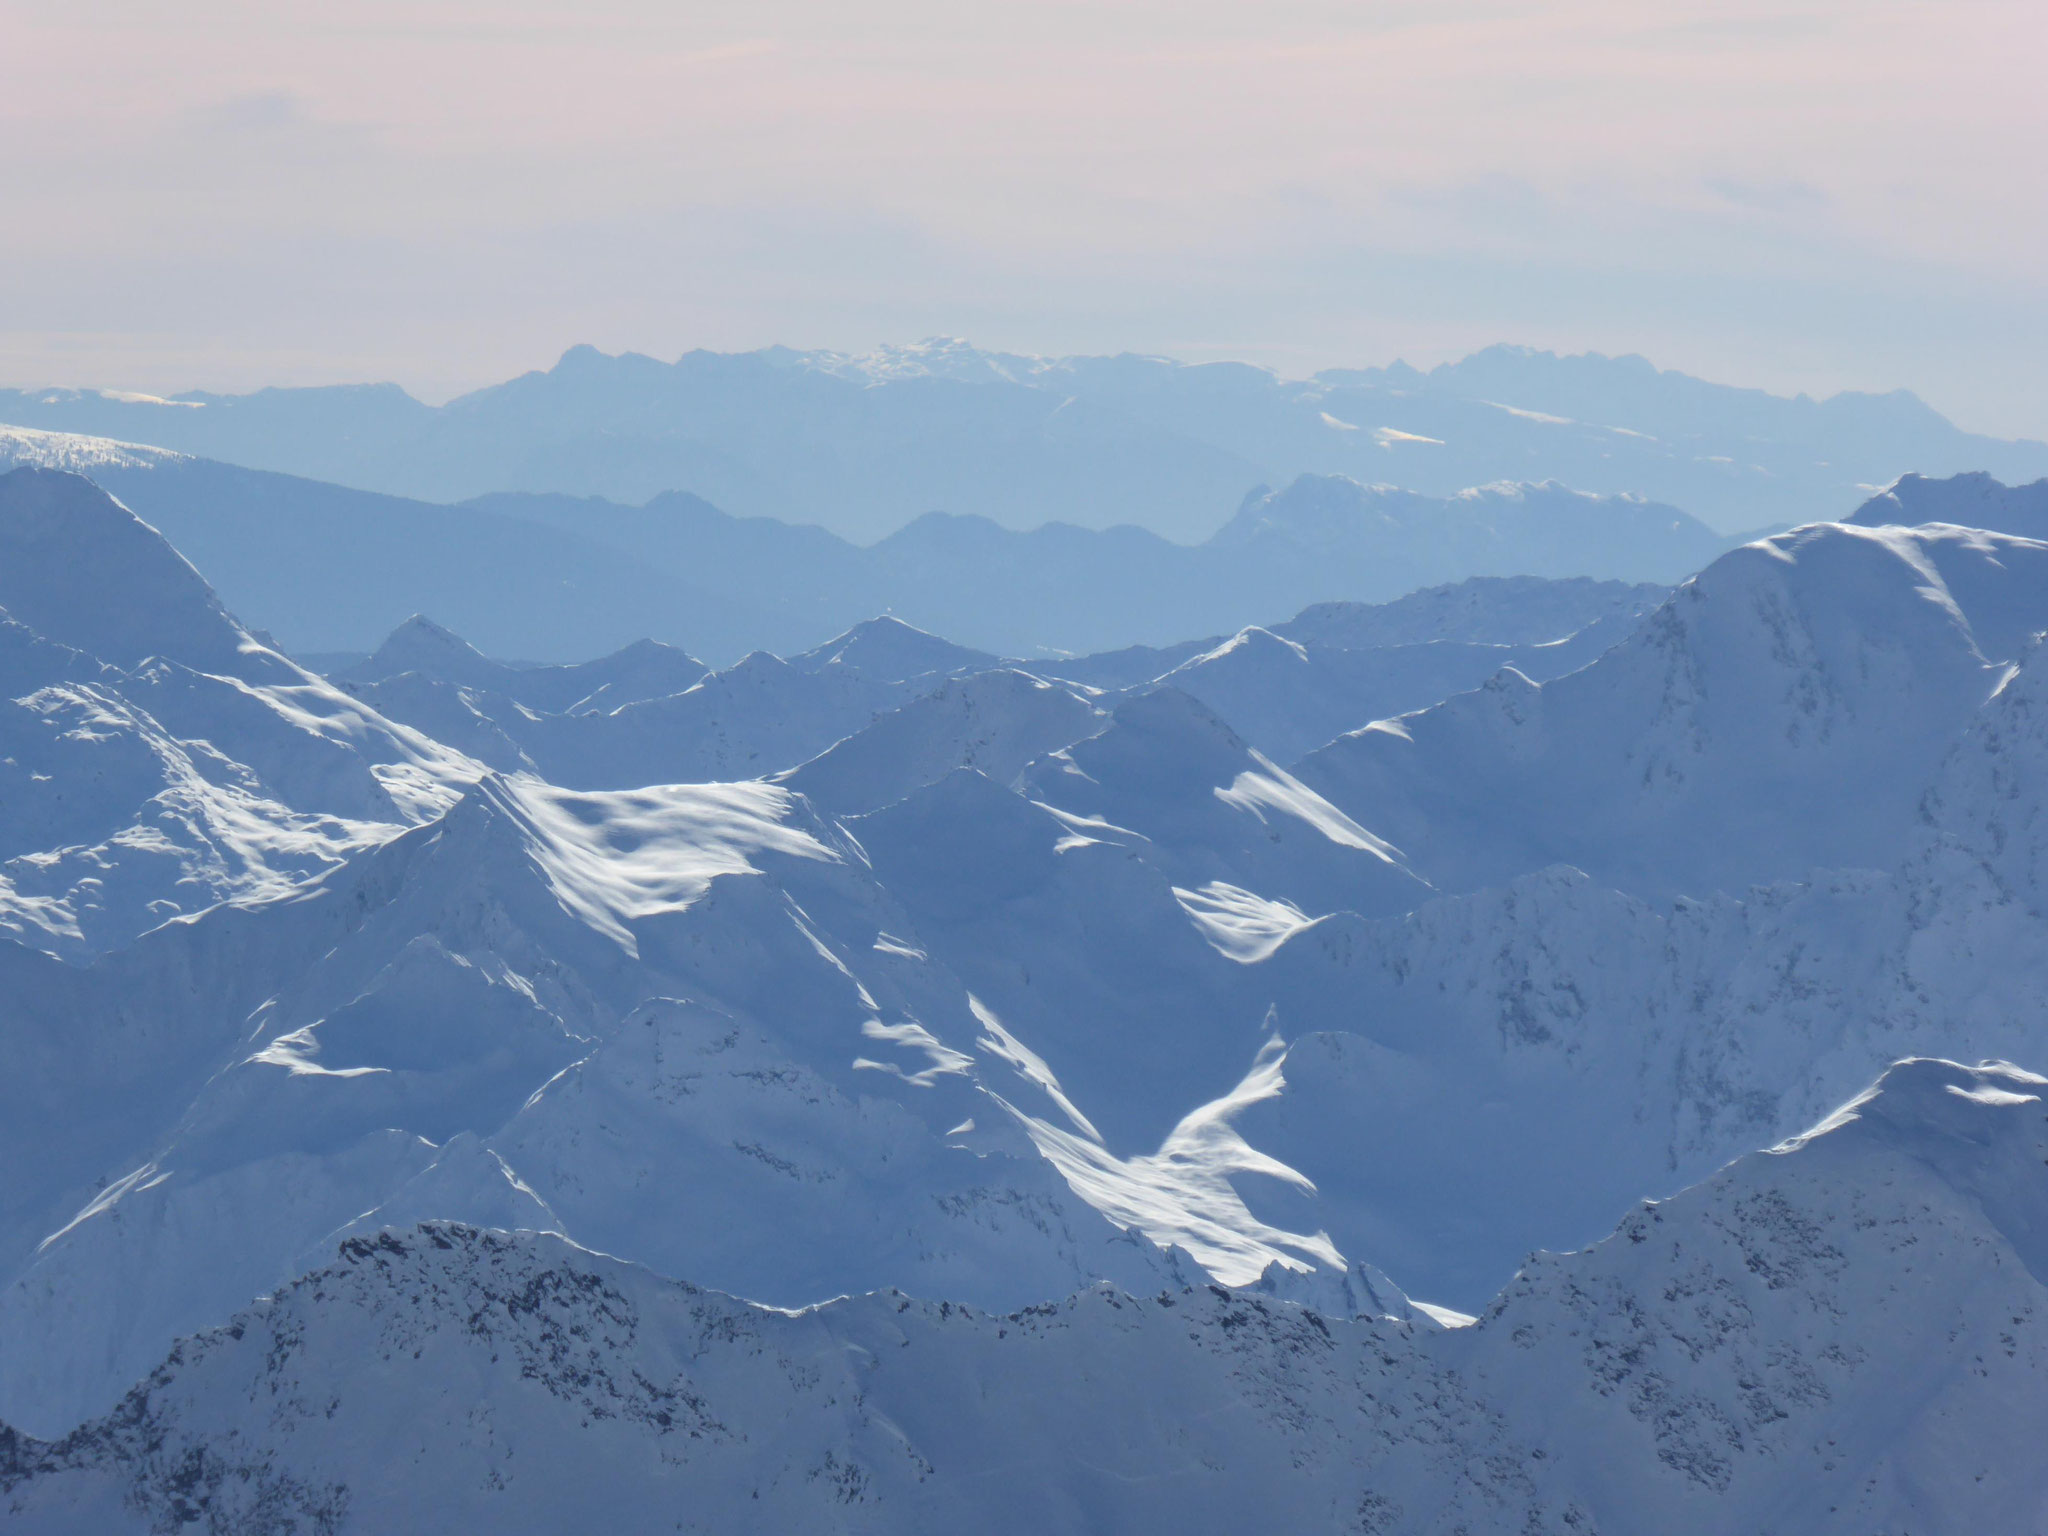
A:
2 0 2044 437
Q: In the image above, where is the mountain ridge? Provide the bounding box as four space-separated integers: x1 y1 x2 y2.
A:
9 340 2045 539
10 458 2048 1529
0 430 1737 660
6 1055 2044 1535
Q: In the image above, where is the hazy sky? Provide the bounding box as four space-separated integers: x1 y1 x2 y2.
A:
3 0 2044 436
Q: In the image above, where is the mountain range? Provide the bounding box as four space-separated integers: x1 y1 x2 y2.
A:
0 422 1731 660
12 1055 2048 1535
5 460 2048 1530
7 339 2048 540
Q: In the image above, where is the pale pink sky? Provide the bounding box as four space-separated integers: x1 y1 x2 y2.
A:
2 0 2044 433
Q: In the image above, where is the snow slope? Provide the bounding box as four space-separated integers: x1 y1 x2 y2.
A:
344 639 915 791
1189 617 2048 1306
7 1057 2046 1535
1848 469 2048 540
341 615 708 713
1020 688 1427 922
1298 520 2048 899
0 468 474 957
782 668 1105 816
0 768 1228 1434
1153 620 1634 762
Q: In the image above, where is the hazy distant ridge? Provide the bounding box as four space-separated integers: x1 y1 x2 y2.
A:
0 426 1732 660
7 339 2044 541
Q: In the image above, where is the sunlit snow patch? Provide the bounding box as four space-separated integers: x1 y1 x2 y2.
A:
1173 880 1312 963
1482 400 1575 426
854 1017 974 1087
970 995 1101 1142
1410 1301 1478 1328
1215 758 1406 863
496 777 839 955
996 1030 1342 1285
0 424 189 472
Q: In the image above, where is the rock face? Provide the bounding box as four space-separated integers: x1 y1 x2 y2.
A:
6 1058 2046 1536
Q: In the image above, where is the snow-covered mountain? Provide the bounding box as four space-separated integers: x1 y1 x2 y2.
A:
0 468 474 958
334 584 1658 791
1215 475 1726 588
0 492 1388 1432
0 755 1221 1433
341 615 708 711
7 1057 2046 1535
8 341 2046 538
1297 519 2048 899
781 668 1105 817
1847 469 2048 540
0 426 758 665
11 458 2048 1527
1018 688 1428 923
1149 618 1630 763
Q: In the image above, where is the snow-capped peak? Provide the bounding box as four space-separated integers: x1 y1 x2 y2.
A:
0 424 189 474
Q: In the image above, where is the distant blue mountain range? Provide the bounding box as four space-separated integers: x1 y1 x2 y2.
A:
5 339 2045 541
0 426 1733 660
